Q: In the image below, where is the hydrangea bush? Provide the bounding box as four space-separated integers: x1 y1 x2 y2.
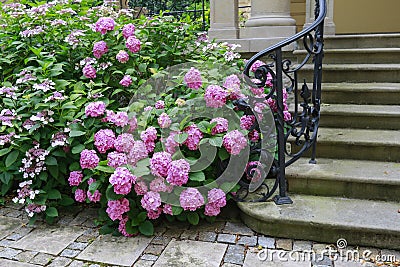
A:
0 0 291 235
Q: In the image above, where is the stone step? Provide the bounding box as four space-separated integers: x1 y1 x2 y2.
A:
288 127 400 162
238 194 400 249
323 33 400 49
319 104 400 129
321 83 400 105
299 64 400 83
286 157 400 201
294 48 400 64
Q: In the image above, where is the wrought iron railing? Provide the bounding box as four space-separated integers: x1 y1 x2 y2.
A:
236 0 327 204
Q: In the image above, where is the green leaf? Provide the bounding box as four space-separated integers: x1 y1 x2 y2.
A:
197 121 211 134
174 132 188 144
138 221 154 236
187 212 200 225
88 181 100 192
189 171 205 182
96 165 115 173
45 207 58 217
137 211 147 222
125 222 139 235
209 137 223 147
99 225 114 235
171 206 183 215
106 185 123 200
71 144 85 154
218 148 230 161
131 166 150 177
45 156 57 166
138 63 147 72
47 189 61 200
48 165 59 178
0 147 11 157
5 150 19 168
69 130 86 137
59 196 74 206
0 173 12 185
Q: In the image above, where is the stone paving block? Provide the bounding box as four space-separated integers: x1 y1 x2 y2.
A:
77 234 152 266
0 216 23 240
224 245 245 265
135 259 155 267
67 242 88 250
7 233 23 241
334 260 364 267
381 249 400 261
60 248 80 258
68 260 87 267
151 236 171 246
221 263 242 267
163 228 183 238
223 221 254 236
11 226 85 255
180 230 197 240
243 250 312 267
191 221 226 233
76 228 99 243
47 256 72 267
237 236 257 247
0 239 14 246
0 259 40 267
29 253 54 265
0 247 21 259
14 251 38 263
312 255 333 266
6 210 22 218
141 254 158 261
217 233 237 244
144 244 165 255
294 241 313 251
258 236 275 249
153 239 227 267
276 238 293 251
198 231 217 242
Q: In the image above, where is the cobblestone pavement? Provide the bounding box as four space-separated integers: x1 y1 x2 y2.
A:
0 201 399 267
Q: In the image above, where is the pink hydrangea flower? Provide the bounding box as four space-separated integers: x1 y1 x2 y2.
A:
93 41 108 59
183 124 203 150
107 152 128 168
250 79 265 96
106 198 130 221
246 161 263 182
204 85 228 108
134 179 148 195
179 188 204 211
127 116 138 133
127 140 148 166
87 178 96 185
109 167 137 195
166 159 190 186
95 17 115 34
150 152 172 178
126 36 140 53
83 64 96 79
87 190 101 203
223 130 247 155
116 50 129 63
284 111 292 122
94 129 115 153
119 75 132 87
163 204 173 215
249 130 260 142
107 111 129 127
68 171 83 186
122 23 135 39
240 115 256 130
147 207 162 219
85 101 106 117
158 113 171 129
210 117 228 135
163 131 180 154
207 188 226 207
223 74 242 100
141 126 157 153
114 133 135 153
80 149 100 169
118 215 134 237
74 189 86 202
155 100 164 109
266 98 277 112
250 60 265 72
204 203 220 216
184 67 202 90
141 191 161 212
150 177 173 193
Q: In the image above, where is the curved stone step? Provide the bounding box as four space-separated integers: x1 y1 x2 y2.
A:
320 104 400 129
238 194 400 249
321 83 400 105
288 127 400 162
286 157 400 201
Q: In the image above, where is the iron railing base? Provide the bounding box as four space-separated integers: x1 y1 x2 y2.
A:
273 195 293 205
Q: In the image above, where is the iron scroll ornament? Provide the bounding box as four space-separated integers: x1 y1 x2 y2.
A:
237 0 326 204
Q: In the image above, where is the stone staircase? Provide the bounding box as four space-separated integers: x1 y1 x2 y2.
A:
238 34 400 249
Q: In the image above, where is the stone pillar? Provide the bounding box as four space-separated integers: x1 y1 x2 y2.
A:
240 0 297 39
304 0 336 35
208 0 239 39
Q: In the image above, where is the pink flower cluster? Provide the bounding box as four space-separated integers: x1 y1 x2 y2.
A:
109 167 137 195
141 191 161 212
140 126 157 153
155 100 165 109
246 161 263 182
80 149 100 169
126 36 141 53
122 23 135 39
179 188 204 211
134 179 148 195
158 113 171 128
204 85 227 108
127 140 148 166
166 159 190 186
94 129 115 153
150 152 172 178
105 110 129 127
68 171 83 186
223 130 247 155
93 41 108 59
87 190 101 203
119 216 134 237
83 64 96 79
205 188 227 216
75 189 86 202
149 177 173 193
85 101 106 117
106 198 130 221
107 152 128 168
114 133 135 153
240 115 256 130
163 132 180 154
183 124 203 150
210 117 228 135
184 67 202 90
223 74 242 100
116 50 129 63
119 75 132 87
95 17 115 34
